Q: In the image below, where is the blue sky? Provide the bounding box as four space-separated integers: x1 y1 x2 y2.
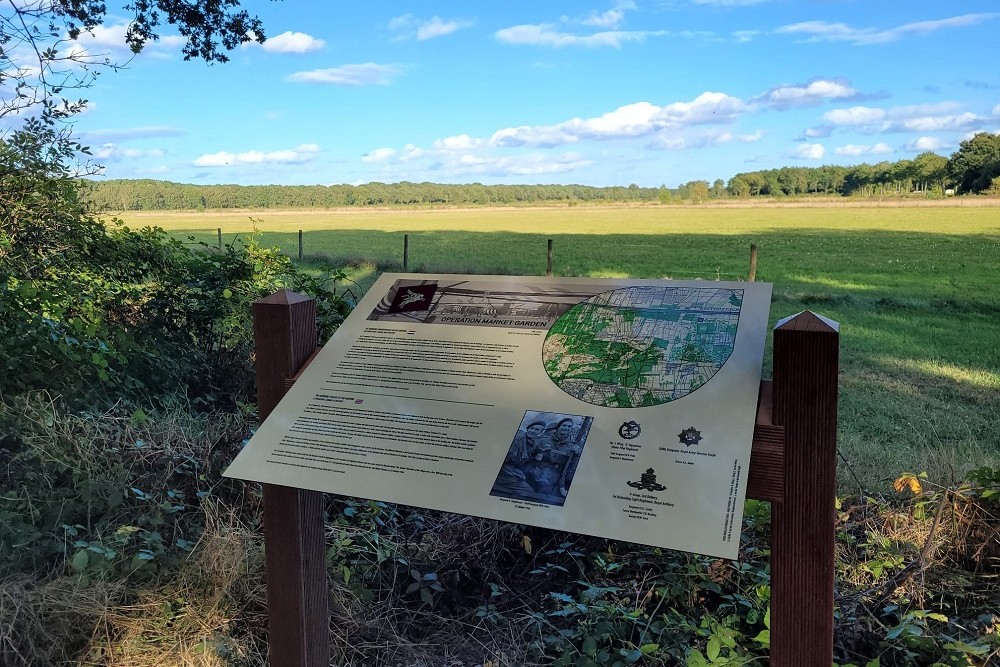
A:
60 1 1000 187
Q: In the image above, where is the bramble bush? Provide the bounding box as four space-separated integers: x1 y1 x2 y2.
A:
0 112 349 410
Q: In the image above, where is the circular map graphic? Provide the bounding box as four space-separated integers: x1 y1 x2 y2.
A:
542 286 742 408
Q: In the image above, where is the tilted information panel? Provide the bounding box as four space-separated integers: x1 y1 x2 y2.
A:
224 273 773 559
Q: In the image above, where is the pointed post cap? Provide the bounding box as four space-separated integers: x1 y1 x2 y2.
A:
254 289 312 306
774 310 839 333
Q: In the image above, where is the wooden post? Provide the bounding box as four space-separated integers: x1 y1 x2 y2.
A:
218 227 223 250
298 230 304 261
748 243 758 282
546 239 553 276
403 234 409 270
770 311 839 667
253 290 329 667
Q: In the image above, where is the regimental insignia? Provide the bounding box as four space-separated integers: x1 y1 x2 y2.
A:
627 468 666 492
678 427 703 447
387 284 437 313
618 421 641 440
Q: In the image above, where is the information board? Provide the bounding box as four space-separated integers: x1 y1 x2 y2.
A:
224 274 772 559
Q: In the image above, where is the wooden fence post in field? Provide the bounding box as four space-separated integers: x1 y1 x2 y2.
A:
253 291 329 667
748 243 758 282
217 227 223 250
769 311 840 666
298 230 304 261
403 234 409 271
546 239 553 276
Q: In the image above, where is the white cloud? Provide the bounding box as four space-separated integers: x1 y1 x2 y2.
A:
433 134 485 150
418 17 474 40
71 22 185 57
490 93 747 148
822 103 982 133
259 31 325 54
792 143 826 160
495 23 665 48
389 14 474 41
778 13 998 46
834 143 892 157
287 63 400 86
904 136 946 152
823 106 887 126
993 104 1000 116
580 7 629 29
193 144 320 167
899 112 980 132
361 148 396 163
756 79 857 110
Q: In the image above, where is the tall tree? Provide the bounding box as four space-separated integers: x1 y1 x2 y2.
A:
948 132 1000 193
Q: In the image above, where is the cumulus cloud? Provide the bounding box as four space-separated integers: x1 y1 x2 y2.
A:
257 31 325 53
389 14 474 41
433 134 486 150
70 22 185 57
904 136 946 152
193 144 320 167
754 78 857 110
993 103 1000 116
792 143 826 160
361 148 396 163
834 143 893 157
819 102 984 134
490 93 747 148
777 13 998 46
287 63 400 85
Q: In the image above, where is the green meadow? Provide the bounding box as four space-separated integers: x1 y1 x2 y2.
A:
120 204 1000 493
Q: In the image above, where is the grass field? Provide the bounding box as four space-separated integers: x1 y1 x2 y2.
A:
117 203 1000 493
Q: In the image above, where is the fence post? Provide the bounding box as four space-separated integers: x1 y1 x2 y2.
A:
748 243 758 282
253 290 329 667
546 239 553 276
770 311 839 666
298 230 303 261
403 234 409 270
218 227 223 250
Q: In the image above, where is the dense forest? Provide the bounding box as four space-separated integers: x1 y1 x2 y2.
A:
80 133 1000 211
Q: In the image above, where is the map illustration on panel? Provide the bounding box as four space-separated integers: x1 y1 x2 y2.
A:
542 286 743 408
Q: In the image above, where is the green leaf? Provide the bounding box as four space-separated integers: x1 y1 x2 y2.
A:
619 648 642 664
582 636 597 657
639 643 659 654
706 638 721 662
70 549 90 572
222 288 233 298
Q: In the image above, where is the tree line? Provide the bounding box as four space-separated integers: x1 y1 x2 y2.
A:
79 180 664 211
80 133 1000 211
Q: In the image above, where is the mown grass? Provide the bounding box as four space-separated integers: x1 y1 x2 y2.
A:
116 204 1000 493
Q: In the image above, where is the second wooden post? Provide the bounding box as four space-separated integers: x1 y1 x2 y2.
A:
769 311 840 666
